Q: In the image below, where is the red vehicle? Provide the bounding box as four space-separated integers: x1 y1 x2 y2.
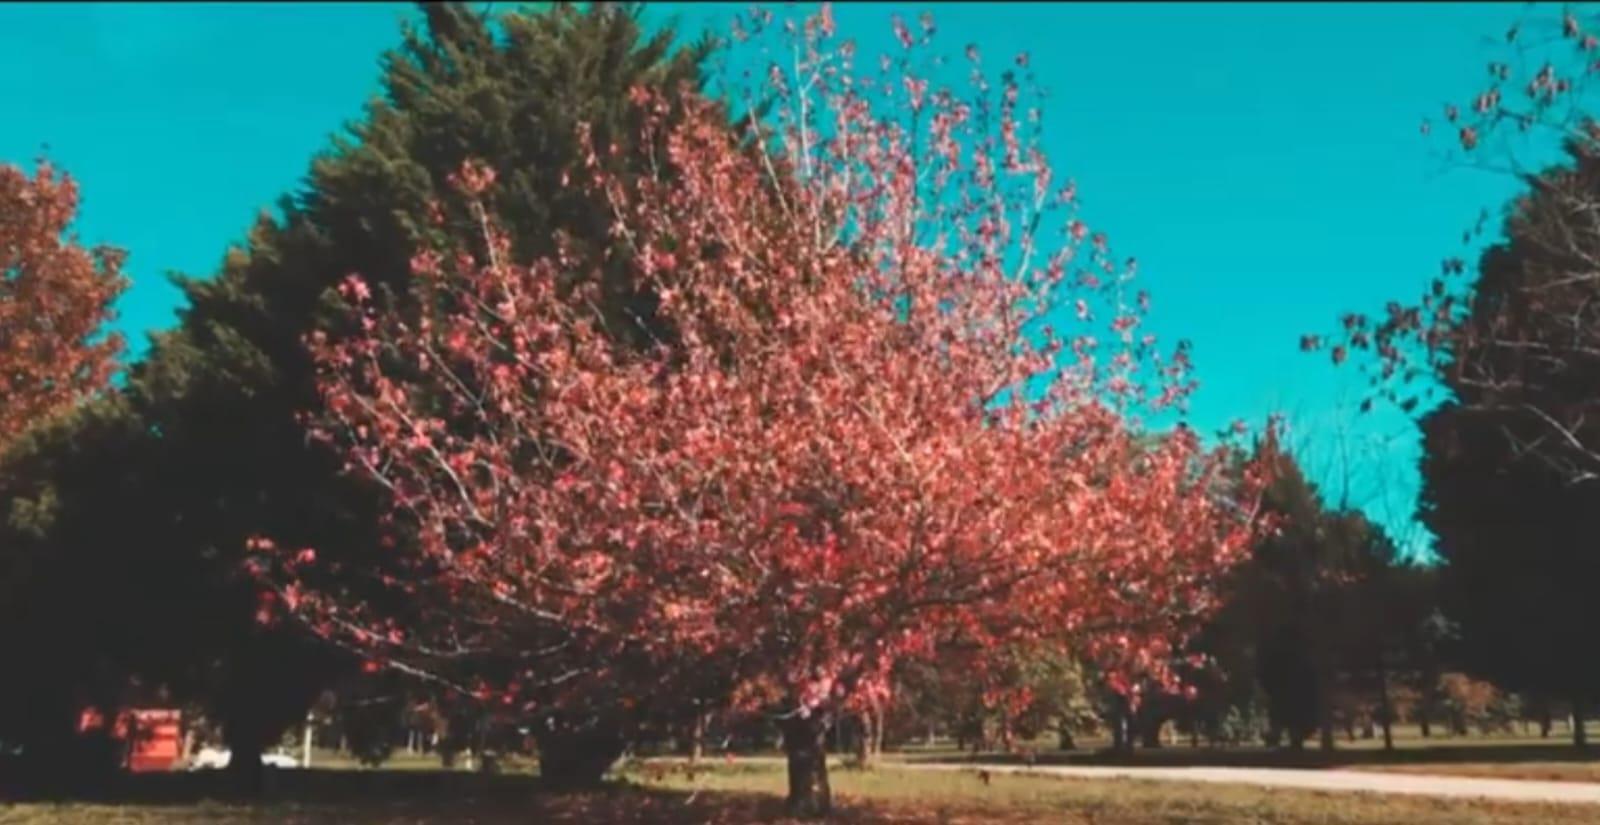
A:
78 707 183 773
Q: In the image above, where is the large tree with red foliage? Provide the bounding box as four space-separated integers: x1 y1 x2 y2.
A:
262 7 1263 813
0 160 127 455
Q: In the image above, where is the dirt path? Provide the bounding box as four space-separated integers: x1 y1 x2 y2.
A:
904 762 1600 805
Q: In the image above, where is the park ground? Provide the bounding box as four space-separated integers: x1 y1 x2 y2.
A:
890 726 1600 784
12 730 1600 824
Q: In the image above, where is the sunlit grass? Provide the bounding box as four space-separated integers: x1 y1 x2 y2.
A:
884 725 1600 784
620 759 1599 822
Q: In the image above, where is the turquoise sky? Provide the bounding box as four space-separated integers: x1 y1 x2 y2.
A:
2 2 1556 553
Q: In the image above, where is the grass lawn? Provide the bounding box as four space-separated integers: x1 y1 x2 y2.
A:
303 741 1600 784
296 723 1600 783
891 726 1600 784
4 761 1600 824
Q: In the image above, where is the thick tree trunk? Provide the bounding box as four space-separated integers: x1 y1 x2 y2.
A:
536 722 628 788
1139 718 1163 749
781 714 833 818
223 736 264 795
1541 703 1553 739
1573 697 1589 750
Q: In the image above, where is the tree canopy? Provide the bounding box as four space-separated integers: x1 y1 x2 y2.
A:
0 161 127 457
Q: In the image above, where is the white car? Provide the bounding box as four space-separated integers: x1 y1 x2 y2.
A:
187 746 299 770
187 746 228 770
263 751 299 769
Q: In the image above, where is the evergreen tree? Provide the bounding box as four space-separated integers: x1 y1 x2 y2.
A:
1420 401 1600 747
8 1 716 787
1409 140 1600 750
1312 14 1600 749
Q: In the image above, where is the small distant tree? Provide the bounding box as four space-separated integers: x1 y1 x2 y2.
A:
1437 672 1518 736
1013 652 1100 752
903 643 1099 755
893 657 988 751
